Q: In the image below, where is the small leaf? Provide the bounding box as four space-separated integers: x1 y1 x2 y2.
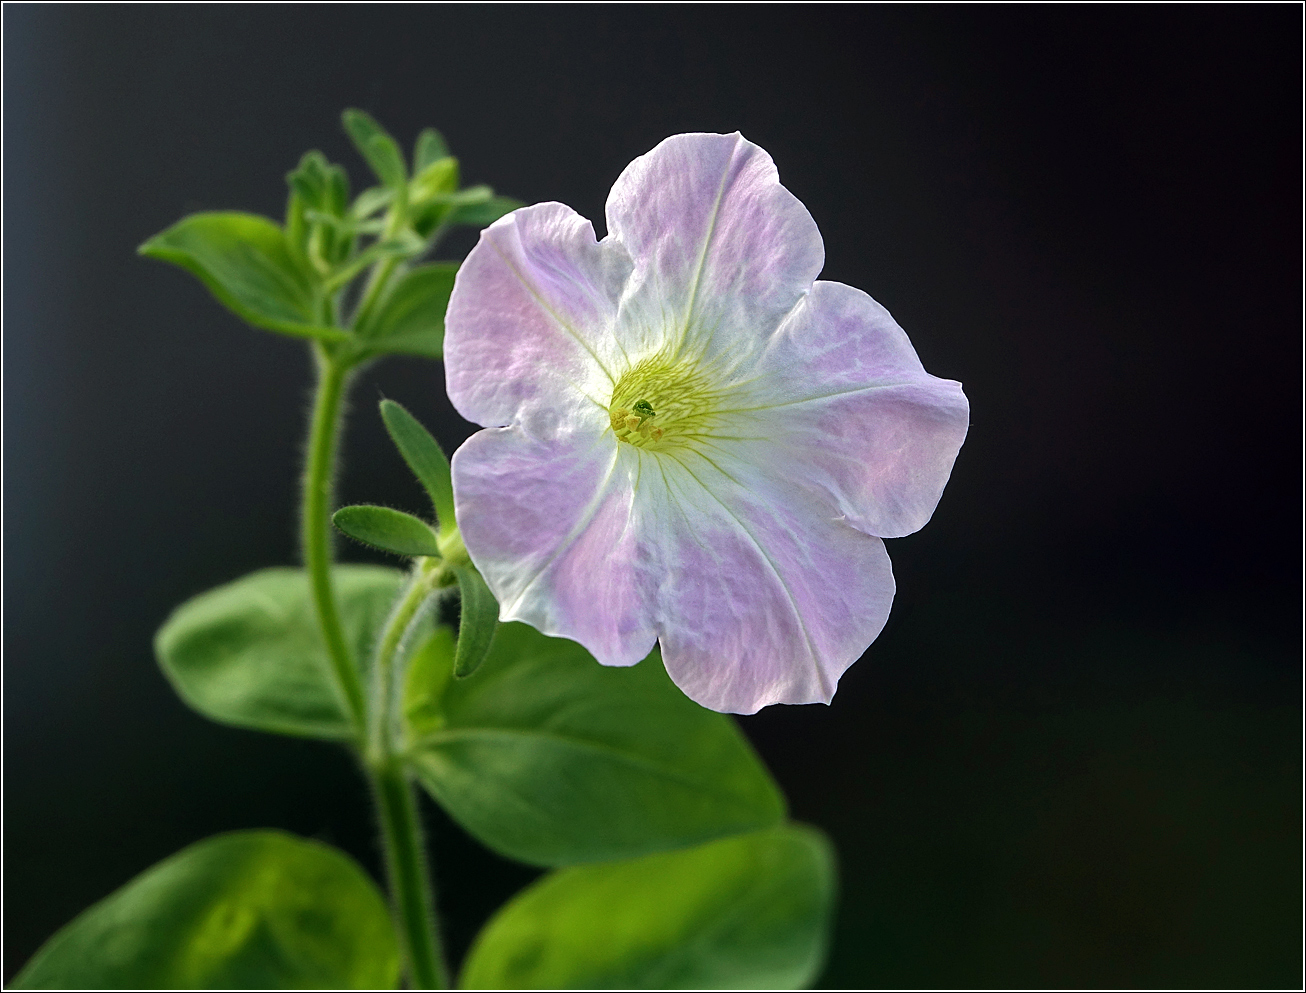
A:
154 566 403 740
352 186 394 219
14 830 400 990
406 623 786 867
379 399 457 535
446 194 522 229
355 263 457 358
413 127 451 172
342 109 406 190
451 564 498 679
409 157 459 206
458 826 835 990
333 505 441 558
139 212 348 342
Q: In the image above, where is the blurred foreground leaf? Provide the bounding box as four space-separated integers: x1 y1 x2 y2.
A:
155 566 403 740
405 622 785 866
139 213 346 342
15 830 399 990
459 825 835 990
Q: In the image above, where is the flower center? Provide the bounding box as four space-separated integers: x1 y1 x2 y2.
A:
608 354 722 451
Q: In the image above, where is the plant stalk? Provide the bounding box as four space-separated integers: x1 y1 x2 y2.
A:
301 342 448 988
372 758 449 990
302 345 366 728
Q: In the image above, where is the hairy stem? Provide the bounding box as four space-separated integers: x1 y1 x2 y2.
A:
302 339 448 988
301 345 366 728
373 760 448 989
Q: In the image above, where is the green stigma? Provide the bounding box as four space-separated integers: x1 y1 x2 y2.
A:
608 353 725 450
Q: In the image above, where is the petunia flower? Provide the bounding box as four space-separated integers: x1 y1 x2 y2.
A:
443 132 969 714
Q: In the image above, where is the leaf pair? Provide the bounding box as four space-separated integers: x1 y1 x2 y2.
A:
154 565 784 868
15 825 834 990
331 400 495 680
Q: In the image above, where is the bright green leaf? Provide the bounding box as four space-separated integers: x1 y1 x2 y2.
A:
406 623 786 867
354 262 457 358
14 830 400 991
452 564 498 679
459 825 835 990
342 109 406 190
352 186 394 219
139 212 348 342
155 565 403 740
413 128 451 172
378 399 456 534
333 505 441 558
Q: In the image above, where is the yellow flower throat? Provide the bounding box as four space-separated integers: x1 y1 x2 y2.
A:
608 353 722 452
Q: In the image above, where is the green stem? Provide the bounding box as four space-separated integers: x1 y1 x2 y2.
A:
367 561 441 764
301 346 367 729
372 760 448 989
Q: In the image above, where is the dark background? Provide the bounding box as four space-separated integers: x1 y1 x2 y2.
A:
4 5 1301 988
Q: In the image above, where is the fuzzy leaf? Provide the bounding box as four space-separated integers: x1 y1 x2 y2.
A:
333 505 441 558
378 399 456 535
405 622 786 866
139 212 347 342
452 564 498 679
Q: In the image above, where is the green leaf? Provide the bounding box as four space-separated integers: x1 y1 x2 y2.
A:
446 194 522 229
333 505 441 558
378 399 456 534
354 262 457 358
404 625 458 738
14 830 399 990
155 565 403 740
451 564 498 679
405 622 786 867
342 109 406 190
140 212 348 342
413 127 451 172
410 157 459 207
458 825 835 990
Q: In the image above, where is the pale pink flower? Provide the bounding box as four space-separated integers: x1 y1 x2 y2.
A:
444 133 969 714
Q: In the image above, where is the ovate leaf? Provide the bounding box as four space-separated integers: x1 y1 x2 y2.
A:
333 505 441 558
15 831 398 990
378 399 456 534
451 564 498 679
155 566 403 740
459 825 835 990
405 623 786 866
139 212 346 342
355 262 458 358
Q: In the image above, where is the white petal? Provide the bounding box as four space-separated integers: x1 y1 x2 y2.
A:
637 450 895 714
605 133 824 371
725 280 970 538
444 202 632 428
452 422 657 668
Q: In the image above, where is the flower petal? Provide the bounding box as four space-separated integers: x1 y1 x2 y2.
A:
728 280 970 538
636 449 895 714
444 202 633 428
452 423 657 668
605 133 824 368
